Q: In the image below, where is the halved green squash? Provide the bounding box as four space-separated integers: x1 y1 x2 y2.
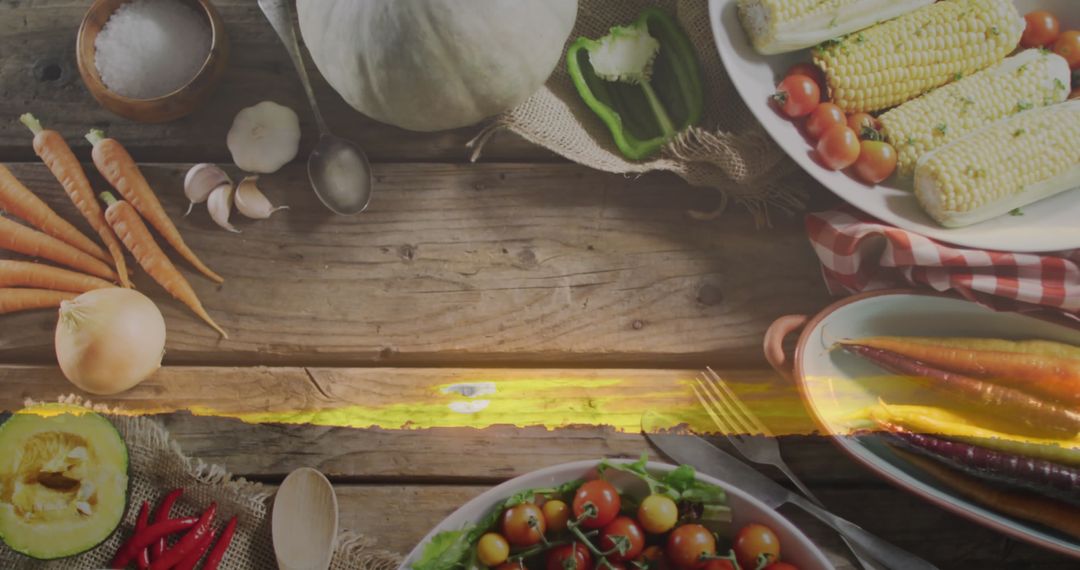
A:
0 404 128 559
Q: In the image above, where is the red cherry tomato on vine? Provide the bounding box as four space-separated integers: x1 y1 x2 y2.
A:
666 524 716 569
636 545 669 570
546 543 593 570
501 503 546 547
703 561 737 570
1054 30 1080 70
784 62 826 93
854 140 898 184
1021 11 1060 48
816 125 861 170
847 112 881 137
599 516 646 562
734 524 781 570
773 75 821 118
805 103 847 140
573 480 621 529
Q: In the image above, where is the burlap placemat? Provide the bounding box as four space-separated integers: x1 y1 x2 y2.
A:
0 397 400 570
470 0 811 224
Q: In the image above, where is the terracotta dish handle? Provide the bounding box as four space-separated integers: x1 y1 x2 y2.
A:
764 314 809 381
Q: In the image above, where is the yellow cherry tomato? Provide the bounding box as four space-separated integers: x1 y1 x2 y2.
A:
637 494 679 534
476 532 510 567
542 499 570 533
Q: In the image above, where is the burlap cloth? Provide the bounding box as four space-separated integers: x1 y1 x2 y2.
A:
0 397 401 570
470 0 812 224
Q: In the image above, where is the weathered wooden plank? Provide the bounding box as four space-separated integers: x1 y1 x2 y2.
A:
0 0 549 163
331 485 1070 569
0 162 830 366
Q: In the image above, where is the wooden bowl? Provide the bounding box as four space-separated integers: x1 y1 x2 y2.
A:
76 0 229 123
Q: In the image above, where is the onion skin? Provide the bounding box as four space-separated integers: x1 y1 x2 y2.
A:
55 288 166 395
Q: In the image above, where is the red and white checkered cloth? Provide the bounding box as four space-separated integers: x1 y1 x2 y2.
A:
805 206 1080 317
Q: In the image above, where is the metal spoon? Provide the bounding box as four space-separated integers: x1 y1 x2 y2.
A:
258 0 373 215
273 467 339 570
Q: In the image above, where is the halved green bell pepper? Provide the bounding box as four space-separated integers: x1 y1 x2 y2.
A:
566 7 704 161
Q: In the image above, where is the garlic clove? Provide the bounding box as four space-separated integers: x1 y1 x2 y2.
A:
234 176 289 220
184 163 231 217
207 183 240 233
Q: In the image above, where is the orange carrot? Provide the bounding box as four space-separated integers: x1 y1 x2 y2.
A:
87 130 223 284
0 288 77 315
0 164 109 263
842 336 1080 406
895 448 1080 539
0 216 119 282
0 260 114 293
21 114 132 288
101 192 227 337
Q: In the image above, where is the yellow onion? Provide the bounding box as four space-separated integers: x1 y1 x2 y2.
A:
55 288 166 395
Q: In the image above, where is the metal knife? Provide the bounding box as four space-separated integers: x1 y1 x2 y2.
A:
646 431 939 570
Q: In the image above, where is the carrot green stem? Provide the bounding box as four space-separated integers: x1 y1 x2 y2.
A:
100 192 118 207
86 129 106 146
19 113 43 135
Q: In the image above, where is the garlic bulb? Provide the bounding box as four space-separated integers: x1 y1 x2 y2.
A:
183 163 231 216
227 101 301 174
235 176 289 219
207 183 240 233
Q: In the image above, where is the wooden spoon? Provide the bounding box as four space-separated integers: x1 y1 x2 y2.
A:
272 467 338 570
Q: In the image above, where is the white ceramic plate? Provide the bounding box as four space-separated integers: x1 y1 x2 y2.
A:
709 0 1080 252
769 290 1080 557
401 459 833 570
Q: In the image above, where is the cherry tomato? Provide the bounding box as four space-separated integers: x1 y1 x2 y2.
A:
637 494 678 534
501 503 546 547
816 125 861 170
543 499 570 533
599 516 646 562
636 545 669 570
785 62 826 93
847 112 881 138
763 563 800 570
773 75 821 118
476 533 510 567
804 103 846 140
573 480 621 529
1022 11 1061 48
703 561 737 570
1054 30 1080 70
734 524 781 570
666 524 716 570
546 543 593 570
853 140 898 184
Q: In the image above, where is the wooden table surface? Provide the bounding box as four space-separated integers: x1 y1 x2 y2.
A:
0 2 1074 569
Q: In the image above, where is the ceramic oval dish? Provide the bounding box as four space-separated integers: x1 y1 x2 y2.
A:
709 0 1080 252
764 289 1080 557
401 459 833 569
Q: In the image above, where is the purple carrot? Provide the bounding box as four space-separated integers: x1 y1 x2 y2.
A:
879 420 1080 504
842 343 1080 437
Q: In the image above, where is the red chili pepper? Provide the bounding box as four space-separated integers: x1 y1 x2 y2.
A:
133 501 151 570
110 517 199 569
150 488 184 563
201 516 238 570
149 503 217 570
172 528 214 570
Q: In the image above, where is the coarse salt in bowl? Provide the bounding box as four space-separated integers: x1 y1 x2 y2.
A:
94 0 212 100
77 0 229 123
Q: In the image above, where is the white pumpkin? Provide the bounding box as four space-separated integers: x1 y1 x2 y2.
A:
297 0 578 132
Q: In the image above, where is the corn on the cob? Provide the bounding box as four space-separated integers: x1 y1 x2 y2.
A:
915 100 1080 228
813 0 1024 113
882 50 1072 176
736 0 932 55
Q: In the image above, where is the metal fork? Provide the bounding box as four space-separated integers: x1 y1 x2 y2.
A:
692 367 879 570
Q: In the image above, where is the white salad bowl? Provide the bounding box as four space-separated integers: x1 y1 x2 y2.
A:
401 459 833 569
764 289 1080 557
709 0 1080 252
